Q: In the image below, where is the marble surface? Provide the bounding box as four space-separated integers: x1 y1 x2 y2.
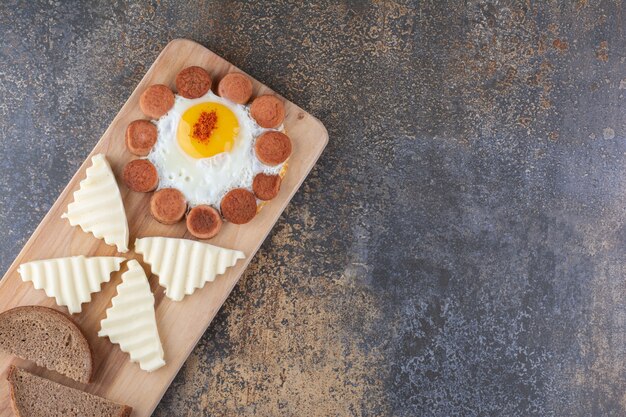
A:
1 1 626 415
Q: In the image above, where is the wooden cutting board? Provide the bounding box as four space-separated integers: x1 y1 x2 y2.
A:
0 39 327 416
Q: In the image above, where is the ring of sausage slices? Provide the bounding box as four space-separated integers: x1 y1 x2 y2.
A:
122 66 291 239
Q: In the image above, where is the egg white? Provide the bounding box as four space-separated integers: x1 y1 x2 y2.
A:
147 91 284 208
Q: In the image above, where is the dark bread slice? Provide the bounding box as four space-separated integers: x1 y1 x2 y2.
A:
0 306 92 383
7 366 132 417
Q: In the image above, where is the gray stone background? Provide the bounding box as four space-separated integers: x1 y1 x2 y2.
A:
1 0 626 416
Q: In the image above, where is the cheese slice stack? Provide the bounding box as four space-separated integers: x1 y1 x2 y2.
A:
99 259 165 372
62 153 129 253
135 237 245 301
18 256 125 314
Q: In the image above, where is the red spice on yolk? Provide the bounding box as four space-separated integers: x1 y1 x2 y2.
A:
178 102 238 158
192 110 218 144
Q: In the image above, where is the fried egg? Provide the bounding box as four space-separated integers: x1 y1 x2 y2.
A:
147 91 284 207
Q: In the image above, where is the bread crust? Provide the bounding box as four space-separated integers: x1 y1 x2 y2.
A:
117 405 133 417
7 366 21 417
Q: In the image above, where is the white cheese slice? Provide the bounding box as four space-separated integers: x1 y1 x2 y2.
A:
99 259 165 372
135 237 245 301
62 153 129 252
18 256 125 314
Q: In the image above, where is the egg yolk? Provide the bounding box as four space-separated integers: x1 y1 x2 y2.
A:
177 102 239 158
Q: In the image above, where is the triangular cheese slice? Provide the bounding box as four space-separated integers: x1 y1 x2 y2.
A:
99 259 165 372
18 256 125 314
62 153 129 252
135 237 245 301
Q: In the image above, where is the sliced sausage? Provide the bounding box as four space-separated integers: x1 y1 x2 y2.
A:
126 120 157 156
253 173 282 201
220 188 257 224
250 95 285 128
139 84 175 119
150 188 187 224
176 66 212 99
255 131 292 166
217 72 253 104
122 159 158 192
186 205 223 239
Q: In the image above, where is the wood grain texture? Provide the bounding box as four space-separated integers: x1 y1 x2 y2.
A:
0 39 328 416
